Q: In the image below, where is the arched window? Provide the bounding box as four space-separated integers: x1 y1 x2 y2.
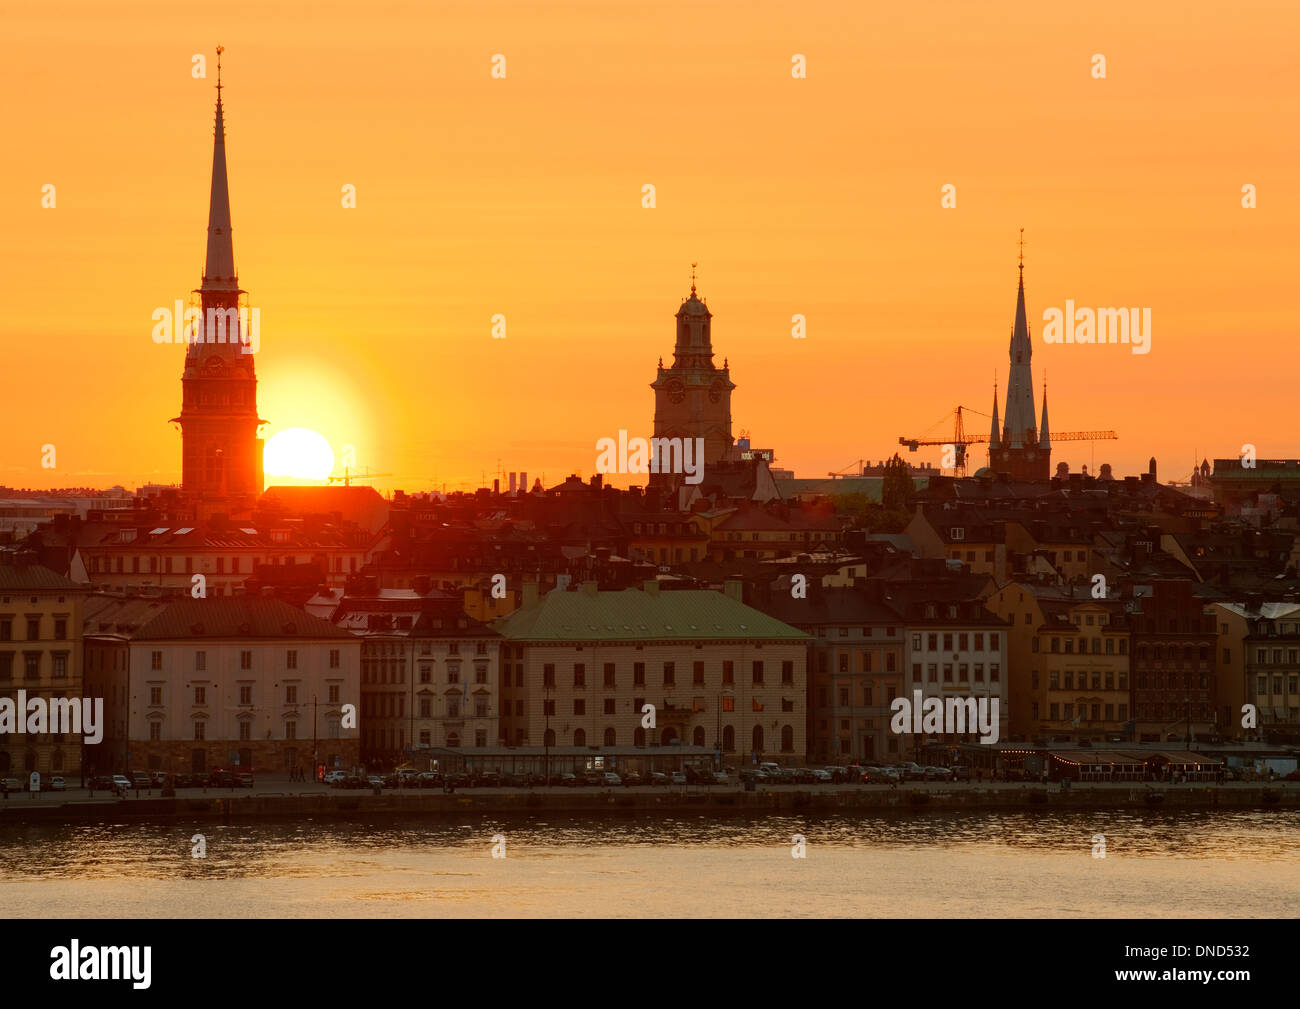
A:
693 726 706 747
544 728 556 747
722 725 735 752
604 727 616 747
781 724 794 752
447 732 460 748
573 728 586 747
633 727 645 747
661 727 678 745
752 725 764 754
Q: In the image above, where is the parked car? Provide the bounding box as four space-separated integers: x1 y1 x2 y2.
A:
2 777 25 794
925 766 953 781
621 771 644 787
669 771 687 785
1285 770 1300 782
41 776 67 792
866 767 900 784
131 772 152 789
713 770 731 785
111 774 132 792
602 772 622 786
210 771 236 788
323 771 347 785
792 768 817 784
552 772 577 787
236 773 254 788
88 775 114 791
897 762 927 781
811 769 833 784
582 772 605 787
150 771 167 787
648 771 669 786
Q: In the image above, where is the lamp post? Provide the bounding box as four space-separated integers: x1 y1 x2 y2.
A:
312 694 318 783
544 682 552 784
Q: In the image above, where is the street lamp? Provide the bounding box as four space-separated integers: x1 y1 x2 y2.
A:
312 694 318 782
544 682 552 784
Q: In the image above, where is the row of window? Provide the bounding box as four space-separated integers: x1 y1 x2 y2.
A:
0 616 69 641
1031 702 1130 722
147 684 344 706
0 651 70 679
912 632 1001 652
1255 675 1300 697
1041 670 1130 691
909 662 1002 683
169 719 340 741
1035 637 1129 654
147 649 343 672
540 660 795 688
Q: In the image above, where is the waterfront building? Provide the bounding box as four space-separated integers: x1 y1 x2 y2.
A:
1129 580 1217 742
81 596 359 776
494 582 809 765
0 564 89 779
985 582 1131 742
1208 600 1300 743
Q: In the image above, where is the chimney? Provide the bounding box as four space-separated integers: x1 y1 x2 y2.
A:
493 478 500 495
509 473 518 495
520 471 528 494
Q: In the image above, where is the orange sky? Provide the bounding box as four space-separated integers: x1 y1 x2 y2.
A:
3 0 1297 495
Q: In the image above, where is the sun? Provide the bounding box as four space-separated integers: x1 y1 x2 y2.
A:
263 428 335 480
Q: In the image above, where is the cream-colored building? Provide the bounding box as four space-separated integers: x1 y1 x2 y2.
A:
0 564 89 779
495 582 810 764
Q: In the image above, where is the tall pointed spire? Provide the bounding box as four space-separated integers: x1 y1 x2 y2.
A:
1002 228 1037 450
989 376 1001 450
1039 376 1050 448
202 45 239 294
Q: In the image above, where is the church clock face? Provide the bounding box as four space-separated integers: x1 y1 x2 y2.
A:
666 379 686 404
709 379 724 403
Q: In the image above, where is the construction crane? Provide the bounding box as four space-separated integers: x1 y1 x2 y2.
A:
327 467 392 486
899 406 1117 477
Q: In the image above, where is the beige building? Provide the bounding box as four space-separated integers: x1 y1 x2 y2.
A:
0 564 90 780
986 583 1131 742
495 583 810 764
82 596 359 777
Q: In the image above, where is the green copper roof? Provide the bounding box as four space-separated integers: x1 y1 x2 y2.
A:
494 588 810 643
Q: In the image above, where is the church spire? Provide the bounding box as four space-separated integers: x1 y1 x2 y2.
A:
1039 376 1051 448
202 45 239 294
989 377 1001 450
1003 229 1037 450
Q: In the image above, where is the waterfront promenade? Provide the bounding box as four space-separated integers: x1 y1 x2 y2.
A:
1 775 1296 824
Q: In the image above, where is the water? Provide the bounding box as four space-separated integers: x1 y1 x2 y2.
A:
0 810 1296 917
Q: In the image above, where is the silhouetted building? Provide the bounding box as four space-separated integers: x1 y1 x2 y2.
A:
172 56 266 502
988 256 1051 482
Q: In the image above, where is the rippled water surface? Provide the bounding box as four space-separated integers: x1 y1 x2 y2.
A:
1 810 1296 917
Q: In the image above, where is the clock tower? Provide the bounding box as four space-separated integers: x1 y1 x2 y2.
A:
650 272 735 479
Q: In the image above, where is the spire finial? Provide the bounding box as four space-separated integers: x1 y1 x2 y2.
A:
1018 227 1025 276
215 45 224 105
690 262 698 295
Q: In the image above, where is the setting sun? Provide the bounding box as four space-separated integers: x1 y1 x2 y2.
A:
263 427 334 480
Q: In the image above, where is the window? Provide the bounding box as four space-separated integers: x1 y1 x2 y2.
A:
663 661 675 685
239 685 252 705
194 720 205 740
284 650 297 669
543 699 556 716
943 663 952 682
24 653 39 679
606 663 618 687
543 663 555 687
573 699 585 715
27 617 40 640
752 661 763 684
53 653 67 678
927 664 937 682
329 684 340 703
195 686 206 704
149 722 161 741
151 651 162 671
573 663 586 687
604 698 616 715
195 651 206 671
722 660 734 684
692 661 704 685
239 721 251 740
990 664 1000 681
150 687 162 705
912 634 921 649
286 685 297 704
240 650 252 670
927 633 938 651
634 662 646 685
721 696 735 712
329 649 340 669
974 663 983 682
